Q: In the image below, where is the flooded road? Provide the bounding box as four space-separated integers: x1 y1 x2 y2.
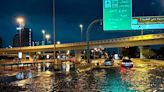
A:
0 60 164 92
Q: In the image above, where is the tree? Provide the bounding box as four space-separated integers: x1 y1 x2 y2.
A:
158 47 164 57
142 48 156 59
120 47 139 58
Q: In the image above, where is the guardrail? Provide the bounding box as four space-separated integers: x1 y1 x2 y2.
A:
0 61 54 71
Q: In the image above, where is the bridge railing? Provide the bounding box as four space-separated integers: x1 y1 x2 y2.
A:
90 33 164 44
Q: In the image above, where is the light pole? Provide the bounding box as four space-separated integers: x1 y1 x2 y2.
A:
139 26 144 36
42 29 46 45
53 0 56 59
141 29 144 36
86 19 102 63
139 26 144 59
16 17 25 48
79 24 83 42
45 34 50 45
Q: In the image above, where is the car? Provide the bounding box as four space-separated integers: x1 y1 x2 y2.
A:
121 59 133 68
104 59 114 66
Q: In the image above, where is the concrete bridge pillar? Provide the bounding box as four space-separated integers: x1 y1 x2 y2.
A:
29 52 35 61
139 46 145 59
22 53 27 60
75 50 82 62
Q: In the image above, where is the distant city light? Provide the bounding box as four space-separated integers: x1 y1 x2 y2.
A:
42 30 46 34
45 34 50 39
80 24 83 28
16 27 22 30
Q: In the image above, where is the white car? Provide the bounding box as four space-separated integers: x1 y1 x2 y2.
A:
104 59 114 66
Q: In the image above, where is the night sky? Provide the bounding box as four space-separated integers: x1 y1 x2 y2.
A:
0 0 164 47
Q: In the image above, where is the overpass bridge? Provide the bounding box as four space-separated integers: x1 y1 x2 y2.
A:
0 33 164 54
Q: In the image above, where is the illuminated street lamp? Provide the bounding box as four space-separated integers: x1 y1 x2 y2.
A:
79 24 83 42
45 34 50 45
42 29 46 45
16 17 25 47
57 41 61 45
86 19 102 63
42 29 46 34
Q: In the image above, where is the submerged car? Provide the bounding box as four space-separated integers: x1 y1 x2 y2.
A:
121 59 133 68
104 59 114 66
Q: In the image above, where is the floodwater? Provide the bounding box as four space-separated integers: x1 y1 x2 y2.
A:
0 63 164 92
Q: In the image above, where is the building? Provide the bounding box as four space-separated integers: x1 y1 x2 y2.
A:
21 28 32 46
0 37 2 48
12 34 19 47
13 27 32 47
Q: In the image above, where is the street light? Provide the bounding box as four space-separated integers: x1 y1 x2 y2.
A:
16 17 25 47
42 29 46 45
42 30 45 34
79 24 83 41
57 41 61 45
86 19 102 63
45 34 50 45
53 0 56 60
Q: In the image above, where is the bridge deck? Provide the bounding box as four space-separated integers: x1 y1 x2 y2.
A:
0 33 164 53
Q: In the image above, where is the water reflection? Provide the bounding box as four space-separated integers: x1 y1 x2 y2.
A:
28 68 137 92
148 66 164 91
0 63 164 92
119 66 164 92
101 68 136 92
37 62 52 72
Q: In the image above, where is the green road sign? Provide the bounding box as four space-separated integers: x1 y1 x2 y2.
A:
103 0 132 31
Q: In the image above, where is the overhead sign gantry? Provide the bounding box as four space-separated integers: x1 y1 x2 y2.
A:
103 0 164 31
